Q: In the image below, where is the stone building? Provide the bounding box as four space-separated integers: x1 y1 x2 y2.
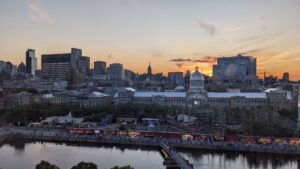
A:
114 67 293 111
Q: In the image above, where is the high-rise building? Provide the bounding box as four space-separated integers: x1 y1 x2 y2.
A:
0 61 6 72
168 72 184 87
78 56 90 75
70 48 82 70
184 70 191 89
107 63 124 80
282 72 289 83
41 48 89 82
42 54 71 80
0 61 17 75
124 69 136 80
26 49 37 76
212 54 258 85
265 75 278 86
94 61 106 74
17 62 26 73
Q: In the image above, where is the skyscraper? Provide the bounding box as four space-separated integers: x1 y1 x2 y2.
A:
26 49 37 76
41 48 89 81
282 72 289 83
212 54 258 85
107 63 124 80
17 62 26 73
168 72 184 87
42 54 71 80
70 48 82 70
94 61 107 75
78 56 90 75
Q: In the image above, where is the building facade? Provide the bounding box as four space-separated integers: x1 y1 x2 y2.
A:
107 63 124 80
42 54 71 80
26 49 37 76
212 54 258 86
114 67 293 111
94 61 107 75
41 48 90 82
168 72 184 88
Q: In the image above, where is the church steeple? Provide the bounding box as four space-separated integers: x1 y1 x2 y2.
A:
147 62 152 79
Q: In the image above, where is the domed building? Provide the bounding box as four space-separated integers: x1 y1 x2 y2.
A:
187 66 207 105
113 66 294 112
189 66 205 92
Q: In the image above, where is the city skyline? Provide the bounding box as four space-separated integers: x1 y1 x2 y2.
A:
1 0 300 80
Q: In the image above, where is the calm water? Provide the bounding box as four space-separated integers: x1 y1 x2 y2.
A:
0 141 299 169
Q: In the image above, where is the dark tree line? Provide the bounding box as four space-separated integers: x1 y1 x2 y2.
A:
35 161 134 169
0 102 171 124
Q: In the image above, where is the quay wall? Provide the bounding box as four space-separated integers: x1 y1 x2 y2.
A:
21 134 300 155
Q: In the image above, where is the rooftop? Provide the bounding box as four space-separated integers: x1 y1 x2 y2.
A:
134 92 186 98
207 92 267 99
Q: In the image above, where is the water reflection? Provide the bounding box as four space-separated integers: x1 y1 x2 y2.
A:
0 140 26 151
0 141 165 169
0 141 299 169
178 148 299 169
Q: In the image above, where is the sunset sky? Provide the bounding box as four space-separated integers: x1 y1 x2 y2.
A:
0 0 300 80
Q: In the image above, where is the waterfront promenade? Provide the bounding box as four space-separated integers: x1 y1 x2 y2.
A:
2 127 300 156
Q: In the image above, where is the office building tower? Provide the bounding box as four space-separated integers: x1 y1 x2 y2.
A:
17 62 26 73
94 61 106 74
282 72 289 83
78 56 90 75
26 49 37 76
212 54 258 85
168 72 184 87
70 48 82 70
41 48 89 82
42 54 71 80
107 63 124 80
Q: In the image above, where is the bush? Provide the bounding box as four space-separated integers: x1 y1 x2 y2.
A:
110 166 134 169
71 162 97 169
36 161 60 169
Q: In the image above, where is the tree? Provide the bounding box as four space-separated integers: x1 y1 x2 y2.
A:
110 166 134 169
71 162 97 169
35 161 60 169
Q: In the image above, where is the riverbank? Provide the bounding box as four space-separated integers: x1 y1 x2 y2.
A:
0 128 23 143
3 127 300 156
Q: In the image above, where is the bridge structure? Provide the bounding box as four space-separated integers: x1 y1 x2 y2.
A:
159 141 193 169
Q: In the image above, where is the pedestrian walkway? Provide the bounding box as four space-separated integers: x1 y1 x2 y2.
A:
159 141 193 169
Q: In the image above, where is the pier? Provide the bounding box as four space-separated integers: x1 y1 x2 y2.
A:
159 141 193 169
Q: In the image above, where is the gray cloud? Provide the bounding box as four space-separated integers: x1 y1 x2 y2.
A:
238 33 282 45
176 63 183 69
170 58 192 62
197 21 241 37
240 47 271 55
198 22 216 37
170 56 216 63
28 0 55 24
150 50 164 58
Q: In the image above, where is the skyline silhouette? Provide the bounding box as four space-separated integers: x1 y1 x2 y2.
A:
0 0 300 80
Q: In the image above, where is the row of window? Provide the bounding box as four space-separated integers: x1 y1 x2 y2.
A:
134 97 185 103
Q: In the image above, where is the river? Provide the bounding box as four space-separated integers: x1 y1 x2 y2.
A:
0 141 299 169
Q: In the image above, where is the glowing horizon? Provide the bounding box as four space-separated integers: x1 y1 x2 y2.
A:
0 0 299 80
